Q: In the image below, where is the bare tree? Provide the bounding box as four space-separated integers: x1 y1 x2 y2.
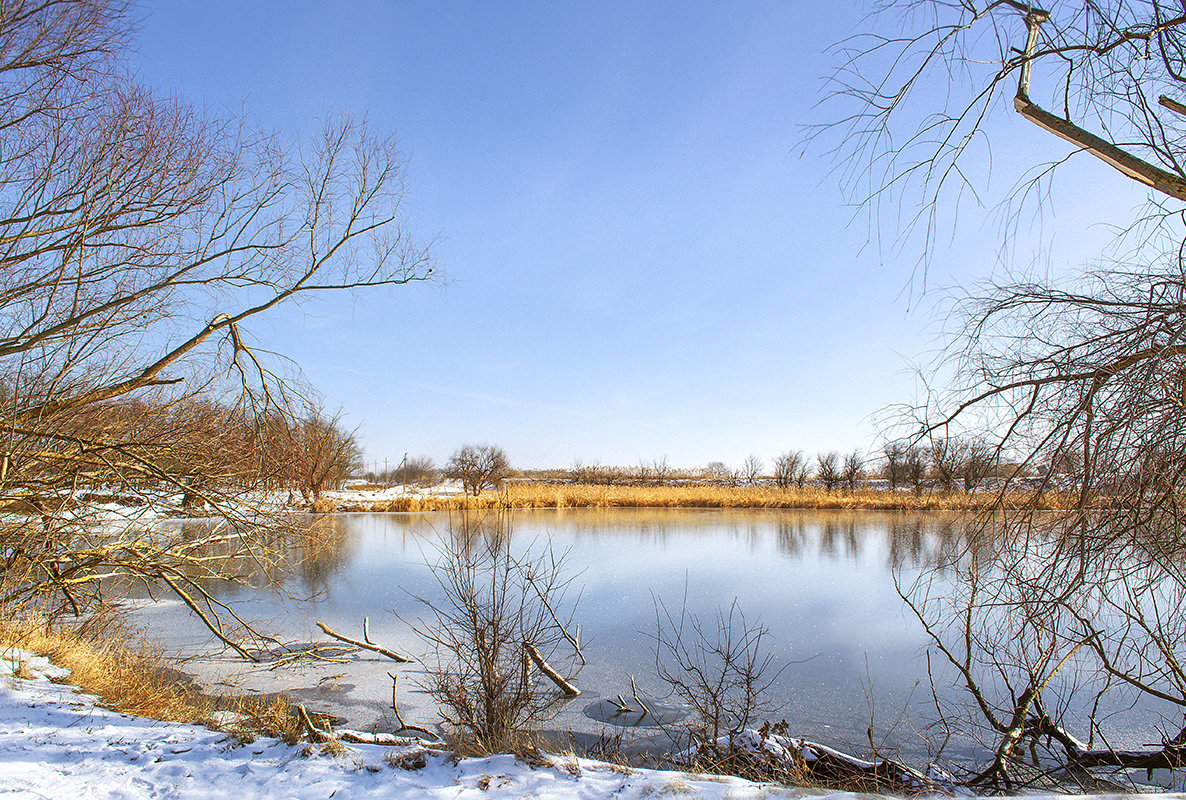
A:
815 451 841 491
704 461 737 485
826 0 1186 788
841 449 864 491
653 598 782 754
903 446 928 495
446 444 511 497
388 455 437 487
0 1 433 633
794 462 810 489
929 438 963 493
959 438 996 493
650 456 672 486
740 454 764 486
772 450 804 489
286 406 362 501
882 441 906 491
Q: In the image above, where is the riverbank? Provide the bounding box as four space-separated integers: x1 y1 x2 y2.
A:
0 640 845 800
317 482 1072 513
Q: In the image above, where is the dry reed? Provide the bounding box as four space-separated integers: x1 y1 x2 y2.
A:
323 483 1074 514
0 613 300 742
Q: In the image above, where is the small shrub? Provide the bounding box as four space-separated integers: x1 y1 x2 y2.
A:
415 512 580 752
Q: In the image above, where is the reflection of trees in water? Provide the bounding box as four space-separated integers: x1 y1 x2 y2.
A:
444 509 514 553
105 516 354 601
293 517 352 595
382 508 977 571
136 511 989 602
896 512 1186 787
773 512 969 570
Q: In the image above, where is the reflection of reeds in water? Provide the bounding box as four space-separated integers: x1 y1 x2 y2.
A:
327 483 1076 513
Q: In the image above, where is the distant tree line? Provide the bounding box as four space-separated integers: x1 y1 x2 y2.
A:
470 436 1016 493
364 435 1029 498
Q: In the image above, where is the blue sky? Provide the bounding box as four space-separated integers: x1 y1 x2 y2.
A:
133 2 1139 470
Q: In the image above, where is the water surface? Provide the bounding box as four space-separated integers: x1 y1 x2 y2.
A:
131 509 975 755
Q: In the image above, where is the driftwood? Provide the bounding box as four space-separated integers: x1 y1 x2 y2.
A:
524 640 580 696
315 620 413 663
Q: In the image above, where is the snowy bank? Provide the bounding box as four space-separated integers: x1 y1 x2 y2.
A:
2 647 847 800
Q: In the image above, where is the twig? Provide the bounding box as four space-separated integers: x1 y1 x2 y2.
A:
612 694 636 714
316 620 413 663
630 674 652 719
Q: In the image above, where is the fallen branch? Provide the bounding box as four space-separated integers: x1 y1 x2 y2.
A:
388 672 443 742
296 704 333 743
316 620 413 663
336 730 443 746
524 567 586 664
524 640 580 696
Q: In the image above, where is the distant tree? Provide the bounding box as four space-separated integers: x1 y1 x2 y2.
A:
741 454 764 486
960 438 996 493
288 407 363 501
704 461 735 484
816 451 841 491
929 437 962 492
842 449 864 491
794 463 810 488
446 445 512 496
651 456 672 486
772 450 804 489
391 455 438 486
634 460 652 486
903 447 928 495
882 441 906 491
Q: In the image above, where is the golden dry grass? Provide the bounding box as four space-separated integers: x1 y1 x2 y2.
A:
324 483 1074 513
0 613 300 742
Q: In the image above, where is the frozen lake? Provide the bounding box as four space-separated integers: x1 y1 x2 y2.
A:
131 508 976 759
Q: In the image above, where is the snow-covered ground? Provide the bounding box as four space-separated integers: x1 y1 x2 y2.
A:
326 480 467 504
7 644 1186 799
1 646 844 800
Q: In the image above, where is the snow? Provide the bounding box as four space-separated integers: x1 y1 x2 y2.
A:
0 647 840 800
4 648 1184 799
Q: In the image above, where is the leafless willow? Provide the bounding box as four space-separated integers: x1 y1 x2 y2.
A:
826 0 1186 790
445 444 512 497
0 1 432 643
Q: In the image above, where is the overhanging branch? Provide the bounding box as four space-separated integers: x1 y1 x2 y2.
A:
1014 8 1186 202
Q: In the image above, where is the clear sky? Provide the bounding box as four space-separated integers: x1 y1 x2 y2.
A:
132 1 1140 471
